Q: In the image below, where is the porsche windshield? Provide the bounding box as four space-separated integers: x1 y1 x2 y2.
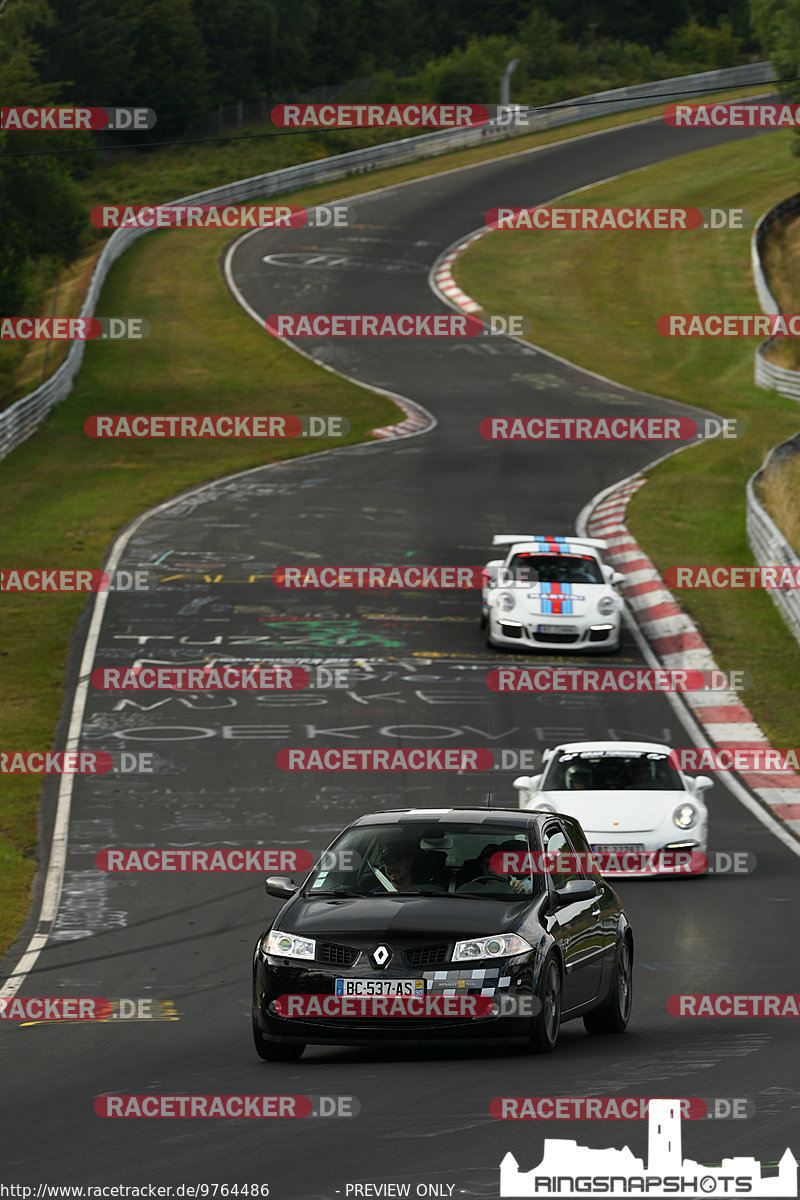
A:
506 553 603 586
304 822 543 899
544 751 684 792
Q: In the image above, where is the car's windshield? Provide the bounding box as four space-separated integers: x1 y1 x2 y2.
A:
544 751 684 792
304 822 543 899
506 553 603 586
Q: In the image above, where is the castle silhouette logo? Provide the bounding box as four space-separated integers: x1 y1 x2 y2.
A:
500 1098 797 1197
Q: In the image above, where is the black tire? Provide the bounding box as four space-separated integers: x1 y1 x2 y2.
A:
479 609 488 630
583 937 632 1035
252 1018 305 1061
527 953 561 1054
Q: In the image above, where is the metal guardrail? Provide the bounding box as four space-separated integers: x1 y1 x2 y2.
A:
752 191 800 398
0 61 776 461
746 433 800 646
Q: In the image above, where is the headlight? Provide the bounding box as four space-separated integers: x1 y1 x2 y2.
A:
263 929 316 960
673 803 698 830
498 592 516 612
453 933 532 962
597 595 617 616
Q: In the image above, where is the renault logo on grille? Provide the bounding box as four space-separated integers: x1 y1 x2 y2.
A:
370 944 392 968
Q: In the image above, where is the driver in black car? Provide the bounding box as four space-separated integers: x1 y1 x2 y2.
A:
377 841 445 892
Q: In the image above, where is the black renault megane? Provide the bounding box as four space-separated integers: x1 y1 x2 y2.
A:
252 807 633 1060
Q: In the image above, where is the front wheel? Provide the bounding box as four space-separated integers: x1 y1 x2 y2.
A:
527 953 561 1053
253 1017 305 1061
583 937 632 1034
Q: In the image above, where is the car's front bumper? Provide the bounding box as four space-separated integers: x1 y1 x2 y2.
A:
487 611 620 652
253 954 537 1046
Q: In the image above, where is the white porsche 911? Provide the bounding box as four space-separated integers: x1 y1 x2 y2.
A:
513 740 713 876
481 535 625 653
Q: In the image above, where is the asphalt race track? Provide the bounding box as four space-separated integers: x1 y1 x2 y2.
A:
3 113 799 1198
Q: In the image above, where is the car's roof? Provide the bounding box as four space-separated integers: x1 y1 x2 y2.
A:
551 740 672 755
349 807 539 828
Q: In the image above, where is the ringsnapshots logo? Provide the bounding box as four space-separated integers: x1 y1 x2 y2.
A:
498 1098 797 1197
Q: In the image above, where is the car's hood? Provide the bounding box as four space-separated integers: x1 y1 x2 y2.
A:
277 894 529 940
497 584 607 617
538 789 686 833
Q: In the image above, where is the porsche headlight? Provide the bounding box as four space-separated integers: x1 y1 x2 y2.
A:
597 595 617 616
263 929 316 960
498 592 516 612
453 933 532 962
673 803 698 830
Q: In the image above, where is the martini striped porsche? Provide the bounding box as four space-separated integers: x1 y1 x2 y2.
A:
481 535 625 653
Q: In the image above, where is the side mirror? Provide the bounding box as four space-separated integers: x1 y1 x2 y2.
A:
554 878 598 905
542 748 554 763
265 875 298 899
513 775 534 790
611 571 625 586
692 775 713 793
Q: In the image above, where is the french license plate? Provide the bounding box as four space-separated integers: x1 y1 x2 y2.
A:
335 979 424 997
537 623 578 634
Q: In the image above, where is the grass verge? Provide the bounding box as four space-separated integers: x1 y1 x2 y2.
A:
455 130 800 746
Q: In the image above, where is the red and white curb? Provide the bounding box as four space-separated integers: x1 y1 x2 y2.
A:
586 477 800 837
371 394 434 439
432 231 487 314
